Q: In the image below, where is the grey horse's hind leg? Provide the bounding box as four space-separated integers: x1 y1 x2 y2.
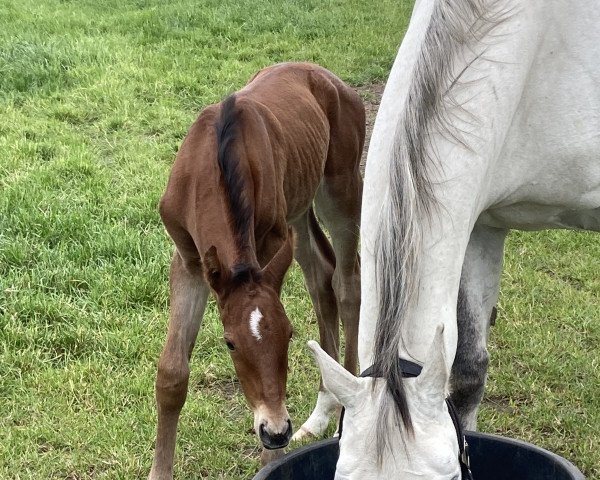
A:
450 225 507 430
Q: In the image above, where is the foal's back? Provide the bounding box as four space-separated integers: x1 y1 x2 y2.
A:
235 62 365 224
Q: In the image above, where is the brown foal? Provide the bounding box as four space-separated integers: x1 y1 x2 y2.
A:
149 62 364 479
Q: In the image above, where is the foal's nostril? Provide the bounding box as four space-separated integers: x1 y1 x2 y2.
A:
259 419 293 450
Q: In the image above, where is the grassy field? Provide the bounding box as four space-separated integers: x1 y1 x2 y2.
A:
0 0 598 479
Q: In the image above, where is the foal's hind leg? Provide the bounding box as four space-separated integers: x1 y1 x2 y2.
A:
315 168 362 378
300 110 363 437
315 88 364 378
450 225 507 430
290 209 341 441
149 250 209 480
309 172 361 438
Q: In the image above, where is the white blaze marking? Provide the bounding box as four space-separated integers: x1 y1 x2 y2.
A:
249 307 263 341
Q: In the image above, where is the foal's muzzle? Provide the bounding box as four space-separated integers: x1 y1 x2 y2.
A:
259 419 293 450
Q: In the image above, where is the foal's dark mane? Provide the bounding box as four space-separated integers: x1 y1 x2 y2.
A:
215 94 257 282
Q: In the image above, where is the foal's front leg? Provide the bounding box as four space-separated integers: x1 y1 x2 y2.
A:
149 251 209 480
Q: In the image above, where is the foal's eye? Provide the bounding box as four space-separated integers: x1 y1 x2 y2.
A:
225 340 235 351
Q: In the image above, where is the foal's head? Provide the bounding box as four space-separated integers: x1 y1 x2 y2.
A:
204 233 295 450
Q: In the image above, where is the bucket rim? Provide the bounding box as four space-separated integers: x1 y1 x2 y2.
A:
252 431 585 479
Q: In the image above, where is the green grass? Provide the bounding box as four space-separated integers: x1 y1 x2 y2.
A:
0 0 598 479
483 230 599 478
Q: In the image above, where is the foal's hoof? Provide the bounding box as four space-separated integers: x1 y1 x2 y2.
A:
290 426 316 443
261 447 285 466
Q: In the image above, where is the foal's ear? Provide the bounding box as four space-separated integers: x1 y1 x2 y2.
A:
307 340 359 408
262 228 295 294
416 324 450 411
204 246 225 294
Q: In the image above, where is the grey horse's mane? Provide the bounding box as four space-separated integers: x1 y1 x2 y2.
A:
371 0 512 457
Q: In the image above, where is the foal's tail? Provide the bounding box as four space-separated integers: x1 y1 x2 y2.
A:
307 207 336 269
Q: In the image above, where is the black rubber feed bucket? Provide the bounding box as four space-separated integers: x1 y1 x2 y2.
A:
253 432 585 480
